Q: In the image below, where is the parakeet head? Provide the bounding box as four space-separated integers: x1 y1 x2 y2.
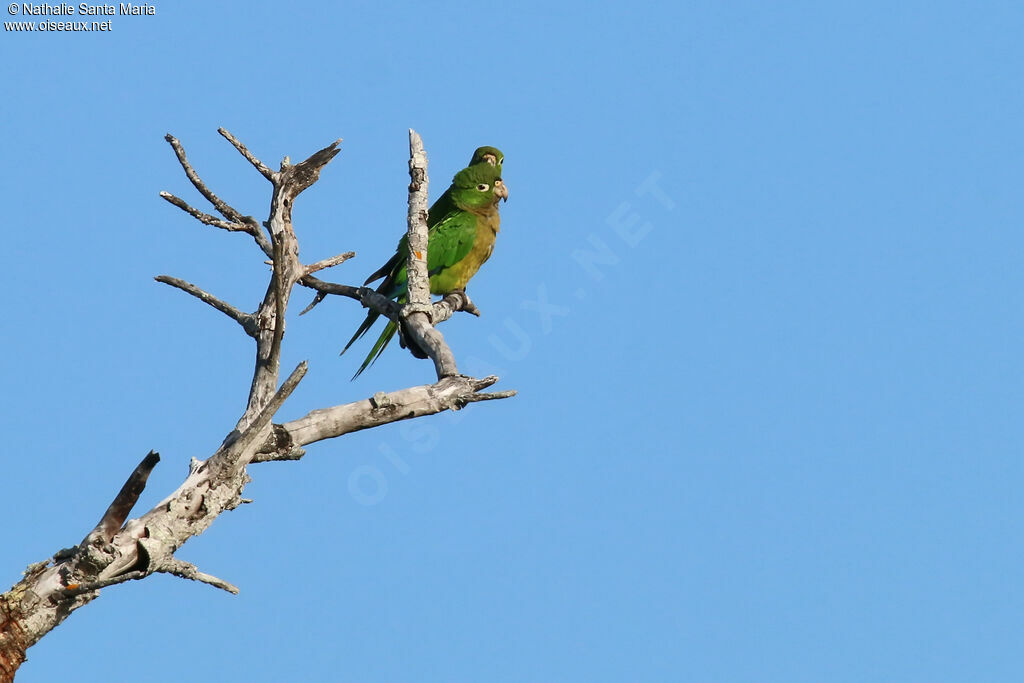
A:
450 163 509 212
469 146 504 169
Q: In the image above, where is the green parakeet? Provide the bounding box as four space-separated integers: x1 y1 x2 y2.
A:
361 146 504 286
343 159 509 378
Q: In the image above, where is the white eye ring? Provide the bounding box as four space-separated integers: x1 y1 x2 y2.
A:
476 183 490 192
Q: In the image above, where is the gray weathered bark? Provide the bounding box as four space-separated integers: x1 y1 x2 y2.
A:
0 129 513 681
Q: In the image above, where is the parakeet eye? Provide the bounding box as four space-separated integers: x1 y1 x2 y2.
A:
476 183 490 192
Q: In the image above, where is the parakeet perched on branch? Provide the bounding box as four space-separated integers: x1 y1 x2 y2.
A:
361 146 504 287
343 155 508 378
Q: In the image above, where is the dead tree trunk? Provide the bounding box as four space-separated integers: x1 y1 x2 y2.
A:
0 129 513 681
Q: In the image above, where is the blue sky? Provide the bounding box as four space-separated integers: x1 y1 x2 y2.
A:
3 1 1023 680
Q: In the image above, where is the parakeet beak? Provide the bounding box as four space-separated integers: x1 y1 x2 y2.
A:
495 179 509 202
483 153 498 166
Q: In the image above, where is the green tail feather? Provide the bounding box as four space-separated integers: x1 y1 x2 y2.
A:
341 308 382 356
344 288 408 380
341 271 406 365
351 319 398 379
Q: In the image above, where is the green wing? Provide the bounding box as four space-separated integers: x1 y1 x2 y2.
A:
361 190 474 286
425 209 479 289
346 210 479 379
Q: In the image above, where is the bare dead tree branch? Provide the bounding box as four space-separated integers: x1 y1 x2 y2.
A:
163 133 273 257
164 133 247 224
298 290 328 315
86 451 161 545
155 557 239 595
253 374 517 462
218 127 276 181
59 570 148 597
220 361 307 471
432 290 481 321
154 275 257 336
297 277 397 317
298 277 481 323
296 275 362 315
305 251 356 276
286 138 343 194
236 137 342 429
404 130 432 310
249 445 305 464
159 191 249 232
394 130 458 378
0 130 514 680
